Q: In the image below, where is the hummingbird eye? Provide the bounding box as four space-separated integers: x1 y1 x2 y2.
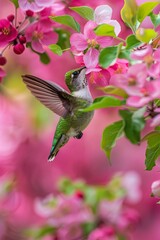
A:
71 71 79 79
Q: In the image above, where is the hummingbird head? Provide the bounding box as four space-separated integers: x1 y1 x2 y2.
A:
65 67 87 92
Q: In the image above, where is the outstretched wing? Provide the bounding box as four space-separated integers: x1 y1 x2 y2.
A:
22 74 75 117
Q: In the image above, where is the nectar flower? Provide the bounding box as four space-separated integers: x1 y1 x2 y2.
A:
18 0 55 12
25 19 58 53
0 19 17 47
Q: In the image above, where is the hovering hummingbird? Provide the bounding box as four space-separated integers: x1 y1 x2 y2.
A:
22 67 94 161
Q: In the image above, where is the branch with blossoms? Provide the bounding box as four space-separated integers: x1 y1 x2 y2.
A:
0 0 160 171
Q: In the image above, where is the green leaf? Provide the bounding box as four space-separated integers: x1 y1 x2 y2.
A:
119 107 146 144
136 28 157 43
55 28 70 50
126 34 141 49
39 52 50 64
121 0 138 31
50 15 80 32
70 6 94 20
118 49 131 61
94 24 116 37
149 12 160 28
145 144 160 170
81 96 125 112
137 1 159 23
49 44 63 56
99 46 119 68
10 0 19 8
142 131 160 148
101 120 124 159
100 85 128 98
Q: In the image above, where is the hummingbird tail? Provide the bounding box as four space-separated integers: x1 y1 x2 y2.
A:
48 134 70 162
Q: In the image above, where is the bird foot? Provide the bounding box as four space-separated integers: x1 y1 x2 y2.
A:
75 131 83 139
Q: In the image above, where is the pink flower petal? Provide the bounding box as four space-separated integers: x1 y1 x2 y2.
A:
83 48 99 69
151 115 160 127
70 33 88 51
84 21 97 39
32 40 44 53
41 31 58 45
94 5 112 24
127 96 151 107
131 45 152 61
96 36 113 48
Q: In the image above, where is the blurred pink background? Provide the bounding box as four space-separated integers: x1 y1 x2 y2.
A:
0 0 160 239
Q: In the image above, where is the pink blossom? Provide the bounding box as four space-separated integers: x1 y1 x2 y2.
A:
94 5 121 35
70 20 112 67
111 63 148 96
99 199 123 224
122 171 142 204
88 226 115 240
151 180 160 198
0 67 6 82
57 224 82 240
150 114 160 127
87 68 111 86
131 45 153 61
35 195 93 227
25 19 58 53
0 19 17 47
127 80 160 107
18 0 55 12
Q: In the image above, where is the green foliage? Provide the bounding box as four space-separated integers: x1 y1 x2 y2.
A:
10 0 19 8
94 24 116 37
101 120 124 160
25 226 55 239
100 85 128 98
121 0 138 31
50 15 80 32
55 28 71 50
119 107 146 144
99 45 119 68
136 28 157 43
137 1 159 23
81 96 125 112
142 131 160 170
126 34 141 49
49 44 63 56
39 52 50 64
70 6 94 20
149 12 160 28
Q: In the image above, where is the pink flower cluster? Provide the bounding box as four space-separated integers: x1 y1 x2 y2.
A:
110 45 160 126
0 0 63 82
31 172 141 239
70 5 121 86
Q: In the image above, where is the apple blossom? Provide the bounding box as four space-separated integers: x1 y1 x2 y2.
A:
25 19 58 53
0 19 17 47
18 0 55 12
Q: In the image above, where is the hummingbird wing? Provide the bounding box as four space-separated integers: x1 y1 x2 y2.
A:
22 74 76 118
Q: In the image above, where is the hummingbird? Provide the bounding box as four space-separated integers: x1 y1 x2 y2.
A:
22 67 94 161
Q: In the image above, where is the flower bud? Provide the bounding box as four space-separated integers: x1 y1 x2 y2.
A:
75 190 84 200
151 180 160 198
0 56 7 66
19 35 26 44
7 14 15 22
13 43 25 55
26 10 34 17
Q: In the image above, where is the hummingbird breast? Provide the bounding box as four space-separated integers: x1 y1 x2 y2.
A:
66 110 94 137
